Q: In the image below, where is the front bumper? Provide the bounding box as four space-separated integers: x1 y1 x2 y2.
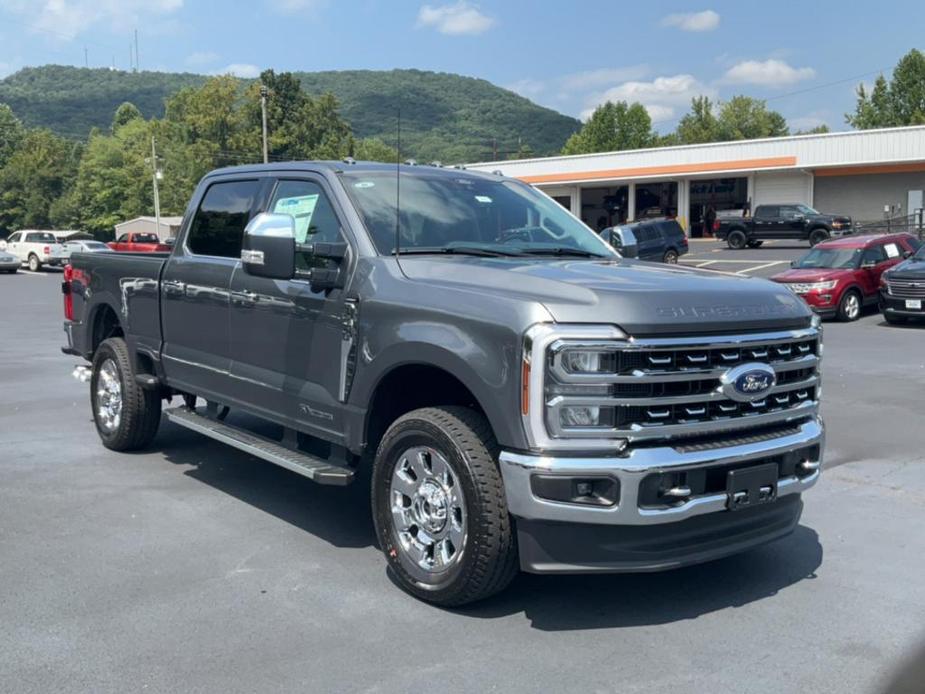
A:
500 417 823 572
880 292 925 318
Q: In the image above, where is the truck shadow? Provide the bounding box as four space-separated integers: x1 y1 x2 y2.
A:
461 525 822 631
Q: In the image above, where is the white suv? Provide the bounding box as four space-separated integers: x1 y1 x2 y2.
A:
0 231 67 271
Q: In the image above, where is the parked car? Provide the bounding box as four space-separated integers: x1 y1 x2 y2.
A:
601 218 688 263
716 203 853 249
63 161 823 606
0 250 20 273
60 240 112 260
0 230 68 271
108 232 171 252
770 233 919 321
879 239 925 324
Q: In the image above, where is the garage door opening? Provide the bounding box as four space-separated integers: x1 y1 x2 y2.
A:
689 177 748 237
580 186 629 231
635 181 678 221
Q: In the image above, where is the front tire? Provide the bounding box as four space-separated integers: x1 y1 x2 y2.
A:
372 406 517 606
727 231 747 250
837 289 862 322
27 254 41 272
809 229 829 246
90 337 161 451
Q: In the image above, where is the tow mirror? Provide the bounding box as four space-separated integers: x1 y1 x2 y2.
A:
790 260 796 268
242 213 296 280
608 227 638 258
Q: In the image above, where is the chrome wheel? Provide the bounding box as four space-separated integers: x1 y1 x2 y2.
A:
95 359 123 432
844 292 860 320
390 446 466 575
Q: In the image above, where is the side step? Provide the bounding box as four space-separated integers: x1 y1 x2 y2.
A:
164 406 354 486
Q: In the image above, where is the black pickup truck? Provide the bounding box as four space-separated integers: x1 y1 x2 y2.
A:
716 203 853 249
63 162 825 605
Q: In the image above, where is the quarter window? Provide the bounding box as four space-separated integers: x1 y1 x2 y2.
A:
187 179 261 258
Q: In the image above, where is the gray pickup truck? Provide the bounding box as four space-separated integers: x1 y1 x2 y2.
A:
62 162 824 605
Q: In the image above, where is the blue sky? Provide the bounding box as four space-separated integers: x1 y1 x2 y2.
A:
0 0 922 132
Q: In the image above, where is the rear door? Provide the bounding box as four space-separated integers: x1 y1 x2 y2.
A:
227 175 356 439
857 243 889 297
160 176 265 402
753 206 780 239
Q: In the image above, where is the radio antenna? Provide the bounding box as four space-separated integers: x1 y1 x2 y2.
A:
395 106 401 261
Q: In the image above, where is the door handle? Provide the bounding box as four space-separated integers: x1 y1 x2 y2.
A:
232 289 259 306
162 279 185 296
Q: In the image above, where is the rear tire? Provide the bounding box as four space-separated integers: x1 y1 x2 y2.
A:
837 289 862 322
663 249 679 264
372 406 518 606
90 337 161 451
809 229 829 246
27 254 41 272
727 231 747 250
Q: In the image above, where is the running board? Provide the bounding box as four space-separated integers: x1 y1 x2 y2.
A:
164 407 354 486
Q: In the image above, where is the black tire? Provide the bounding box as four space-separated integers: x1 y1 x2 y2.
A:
727 230 747 250
663 249 679 264
836 289 862 322
884 313 907 325
372 406 517 606
747 240 764 248
90 337 161 451
809 228 829 246
27 254 41 272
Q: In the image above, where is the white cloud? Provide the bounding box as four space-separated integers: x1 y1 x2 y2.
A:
582 74 716 123
186 51 220 67
661 10 719 32
5 0 183 40
416 2 495 35
558 65 650 93
214 63 262 79
721 59 815 87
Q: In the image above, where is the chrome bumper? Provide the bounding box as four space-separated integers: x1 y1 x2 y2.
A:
499 417 823 526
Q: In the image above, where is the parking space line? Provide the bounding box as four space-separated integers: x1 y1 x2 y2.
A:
735 261 790 275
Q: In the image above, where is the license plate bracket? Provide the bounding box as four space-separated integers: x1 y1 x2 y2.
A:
727 463 778 511
905 299 922 310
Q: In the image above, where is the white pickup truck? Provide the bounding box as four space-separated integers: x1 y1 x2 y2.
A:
0 230 68 271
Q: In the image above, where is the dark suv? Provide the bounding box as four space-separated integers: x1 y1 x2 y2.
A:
601 218 688 263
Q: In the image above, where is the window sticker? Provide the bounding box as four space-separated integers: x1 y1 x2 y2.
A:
354 181 375 189
475 195 493 203
274 194 319 242
884 243 900 258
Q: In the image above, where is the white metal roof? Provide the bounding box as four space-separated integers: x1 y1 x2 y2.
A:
114 216 183 228
466 125 925 184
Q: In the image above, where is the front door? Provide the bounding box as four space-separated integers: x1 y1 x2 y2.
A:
228 176 355 442
778 205 806 238
160 176 264 402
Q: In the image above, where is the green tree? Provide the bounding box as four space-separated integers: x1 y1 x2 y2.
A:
794 124 830 135
0 103 25 169
0 129 75 235
675 96 719 144
352 137 398 162
848 75 894 129
716 96 789 140
561 101 655 155
112 102 143 132
847 49 925 128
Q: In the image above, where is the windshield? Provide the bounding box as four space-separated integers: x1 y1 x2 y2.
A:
794 247 861 269
341 171 614 258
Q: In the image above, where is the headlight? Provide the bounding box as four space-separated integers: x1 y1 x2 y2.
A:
522 324 628 452
880 273 891 294
790 280 838 294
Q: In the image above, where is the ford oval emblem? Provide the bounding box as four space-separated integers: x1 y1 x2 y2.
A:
720 363 777 403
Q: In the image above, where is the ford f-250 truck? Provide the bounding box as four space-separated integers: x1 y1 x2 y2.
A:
62 162 824 606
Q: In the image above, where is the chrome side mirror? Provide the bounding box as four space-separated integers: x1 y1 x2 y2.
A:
242 213 296 280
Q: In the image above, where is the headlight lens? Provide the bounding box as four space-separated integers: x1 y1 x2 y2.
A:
790 280 838 293
560 348 616 374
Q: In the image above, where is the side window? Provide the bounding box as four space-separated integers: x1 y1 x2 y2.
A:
861 245 887 265
7 232 21 243
906 237 923 252
187 179 260 258
755 206 778 219
779 206 800 219
269 179 344 270
117 234 128 242
883 242 901 259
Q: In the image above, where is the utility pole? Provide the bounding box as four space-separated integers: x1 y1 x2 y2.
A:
134 29 139 72
260 84 269 164
149 137 162 238
84 47 88 68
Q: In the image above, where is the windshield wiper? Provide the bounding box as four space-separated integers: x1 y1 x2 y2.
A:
394 245 525 258
516 247 609 258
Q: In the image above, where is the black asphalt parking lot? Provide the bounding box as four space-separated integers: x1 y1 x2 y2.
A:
3 266 925 693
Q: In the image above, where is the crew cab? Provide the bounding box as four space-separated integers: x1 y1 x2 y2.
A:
62 162 825 606
716 203 853 249
1 230 67 271
880 239 925 324
770 233 919 321
108 231 171 252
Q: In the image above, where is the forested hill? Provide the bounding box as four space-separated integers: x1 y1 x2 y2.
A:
0 65 580 162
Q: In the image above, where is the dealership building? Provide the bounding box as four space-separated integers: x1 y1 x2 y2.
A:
466 125 925 236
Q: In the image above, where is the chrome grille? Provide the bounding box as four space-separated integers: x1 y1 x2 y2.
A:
887 278 925 298
546 328 821 442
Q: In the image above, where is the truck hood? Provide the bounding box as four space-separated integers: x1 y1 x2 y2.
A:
887 257 925 280
771 267 851 283
399 256 811 335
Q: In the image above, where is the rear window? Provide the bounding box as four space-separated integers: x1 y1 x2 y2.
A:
132 233 159 244
25 232 58 243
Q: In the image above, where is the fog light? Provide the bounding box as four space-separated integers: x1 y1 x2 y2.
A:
560 405 600 427
530 475 619 506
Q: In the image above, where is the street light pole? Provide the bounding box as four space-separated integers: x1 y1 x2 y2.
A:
151 137 162 238
260 85 269 164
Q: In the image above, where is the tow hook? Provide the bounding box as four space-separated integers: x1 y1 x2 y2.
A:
72 365 92 383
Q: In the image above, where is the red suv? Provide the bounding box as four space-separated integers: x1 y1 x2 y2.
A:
108 232 171 253
770 233 921 321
